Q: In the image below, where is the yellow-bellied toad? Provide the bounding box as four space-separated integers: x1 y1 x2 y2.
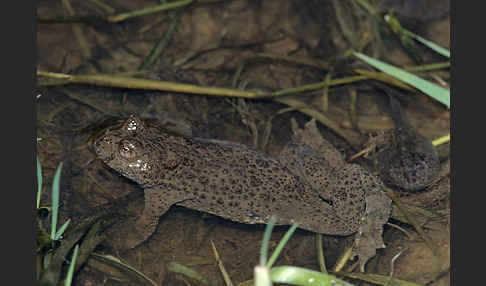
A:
93 115 391 267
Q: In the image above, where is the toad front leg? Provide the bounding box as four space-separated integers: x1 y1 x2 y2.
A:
128 185 190 248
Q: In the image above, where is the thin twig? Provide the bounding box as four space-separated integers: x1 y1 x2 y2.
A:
432 134 450 146
37 15 108 24
107 0 193 23
321 74 331 112
270 76 367 97
353 69 415 91
405 61 450 72
332 243 354 273
349 144 374 161
37 0 228 24
211 240 234 286
386 222 414 240
37 70 269 98
315 234 327 274
385 245 408 286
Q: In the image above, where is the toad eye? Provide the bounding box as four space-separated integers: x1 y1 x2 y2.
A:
118 140 138 159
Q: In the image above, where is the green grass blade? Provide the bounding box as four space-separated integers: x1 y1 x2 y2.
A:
260 216 276 266
37 156 43 209
353 52 450 108
50 162 63 240
316 234 327 274
54 219 71 240
267 223 299 268
64 244 79 286
403 29 450 58
254 265 272 286
270 266 354 286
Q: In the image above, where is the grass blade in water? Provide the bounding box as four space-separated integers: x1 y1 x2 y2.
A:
167 262 212 286
402 29 450 58
267 223 298 268
64 244 79 286
260 216 276 266
37 156 43 209
353 52 450 108
54 219 71 240
50 162 63 240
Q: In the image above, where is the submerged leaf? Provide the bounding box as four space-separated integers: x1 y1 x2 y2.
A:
167 262 212 286
91 253 158 286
